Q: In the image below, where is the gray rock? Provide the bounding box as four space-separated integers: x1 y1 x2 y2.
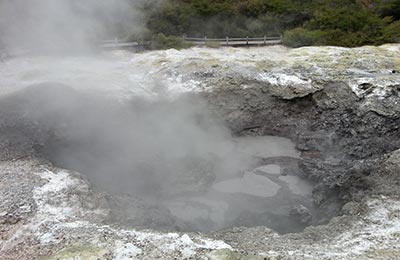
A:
268 80 323 100
290 204 313 224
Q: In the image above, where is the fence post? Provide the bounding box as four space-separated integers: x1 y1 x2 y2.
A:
264 35 266 45
226 36 229 46
246 36 249 45
204 36 207 45
280 34 283 43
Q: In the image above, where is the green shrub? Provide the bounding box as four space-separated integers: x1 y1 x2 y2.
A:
382 21 400 43
150 33 193 50
206 41 221 48
282 28 322 47
377 0 400 20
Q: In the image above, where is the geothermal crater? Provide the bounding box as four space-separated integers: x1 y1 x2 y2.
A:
1 46 400 259
0 83 334 234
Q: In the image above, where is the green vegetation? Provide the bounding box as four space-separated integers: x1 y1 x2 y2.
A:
136 0 400 48
150 33 193 49
206 41 221 48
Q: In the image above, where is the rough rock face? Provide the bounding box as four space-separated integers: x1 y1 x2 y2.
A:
1 44 400 259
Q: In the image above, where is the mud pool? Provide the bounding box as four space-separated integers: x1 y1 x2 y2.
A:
162 136 317 233
42 125 325 233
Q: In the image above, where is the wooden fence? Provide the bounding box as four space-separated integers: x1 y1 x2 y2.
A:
98 39 150 49
183 35 282 46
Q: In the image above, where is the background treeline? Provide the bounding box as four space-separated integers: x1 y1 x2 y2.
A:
134 0 400 48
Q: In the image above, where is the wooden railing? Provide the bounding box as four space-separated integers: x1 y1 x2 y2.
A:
99 35 282 50
98 39 150 49
183 35 282 46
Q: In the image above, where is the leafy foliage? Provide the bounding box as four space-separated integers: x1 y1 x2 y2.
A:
136 0 400 47
283 28 323 47
150 33 193 50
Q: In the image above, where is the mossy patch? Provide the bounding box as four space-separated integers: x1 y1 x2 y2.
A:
365 249 400 259
40 245 110 260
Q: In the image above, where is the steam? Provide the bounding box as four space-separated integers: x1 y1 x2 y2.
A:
0 0 147 53
2 83 254 198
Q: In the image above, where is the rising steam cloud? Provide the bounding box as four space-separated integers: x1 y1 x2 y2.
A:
0 0 148 52
0 83 254 198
